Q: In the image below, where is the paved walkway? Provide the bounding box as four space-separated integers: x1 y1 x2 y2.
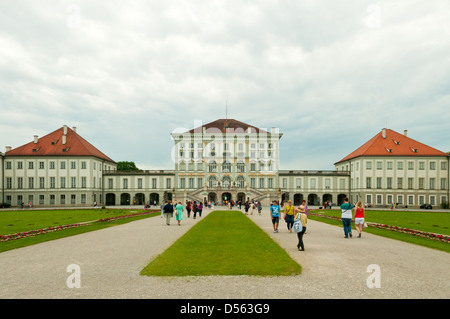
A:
0 207 449 299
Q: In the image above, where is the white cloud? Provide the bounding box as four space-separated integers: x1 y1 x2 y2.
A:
0 0 449 169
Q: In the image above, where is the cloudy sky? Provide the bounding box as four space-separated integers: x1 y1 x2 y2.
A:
1 0 449 170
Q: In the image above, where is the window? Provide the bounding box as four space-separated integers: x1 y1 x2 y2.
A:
71 194 76 204
39 195 45 205
377 177 382 189
397 178 403 189
61 162 66 169
366 162 372 170
387 162 393 170
441 162 447 170
5 161 11 169
81 177 87 188
408 178 413 189
441 178 447 190
387 177 392 189
40 177 45 189
339 179 345 190
208 161 217 172
81 161 87 169
166 178 171 189
50 161 55 169
419 196 425 205
408 195 414 205
61 177 66 189
60 194 66 205
430 178 435 190
71 177 76 188
310 179 316 189
81 194 87 204
268 178 273 188
152 178 157 189
50 195 55 205
250 163 256 171
189 178 194 189
259 178 265 189
250 178 256 188
180 178 185 188
18 177 23 189
123 179 128 189
397 195 403 205
39 162 45 169
430 196 436 206
222 162 231 172
17 162 23 169
387 195 393 205
397 162 403 170
108 178 113 189
419 178 424 190
237 162 245 172
419 162 425 170
377 162 382 170
6 177 12 189
138 178 143 189
71 162 76 169
296 178 302 189
197 178 203 188
366 194 372 204
377 195 382 205
28 162 34 169
366 177 372 189
408 162 414 170
29 177 34 189
430 162 436 170
282 178 287 188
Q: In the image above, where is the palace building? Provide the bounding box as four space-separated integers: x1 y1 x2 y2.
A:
1 120 449 208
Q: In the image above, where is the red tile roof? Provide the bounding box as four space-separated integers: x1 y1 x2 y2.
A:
5 126 116 163
187 119 268 134
335 129 448 164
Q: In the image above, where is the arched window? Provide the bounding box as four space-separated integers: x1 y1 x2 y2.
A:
222 161 231 173
236 176 245 188
208 176 217 188
222 176 231 187
209 161 217 172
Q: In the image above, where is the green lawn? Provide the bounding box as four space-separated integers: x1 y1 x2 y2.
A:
140 210 302 277
0 208 158 253
308 209 450 252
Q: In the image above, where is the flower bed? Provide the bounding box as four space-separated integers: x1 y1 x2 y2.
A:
0 210 158 242
308 212 450 243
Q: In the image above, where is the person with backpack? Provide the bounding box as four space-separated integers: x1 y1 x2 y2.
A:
294 203 308 251
192 201 198 219
341 197 354 238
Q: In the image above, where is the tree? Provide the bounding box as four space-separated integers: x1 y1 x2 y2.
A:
117 161 140 171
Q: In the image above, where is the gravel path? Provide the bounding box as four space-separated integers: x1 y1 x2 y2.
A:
0 207 449 299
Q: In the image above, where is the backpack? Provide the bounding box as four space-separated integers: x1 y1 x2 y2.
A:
293 215 303 233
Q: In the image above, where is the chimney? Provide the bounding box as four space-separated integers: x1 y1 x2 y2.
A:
34 135 38 144
404 130 408 137
63 125 68 135
5 146 12 152
382 128 387 139
72 127 77 133
62 135 67 145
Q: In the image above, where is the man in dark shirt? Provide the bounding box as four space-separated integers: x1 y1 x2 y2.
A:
163 201 174 225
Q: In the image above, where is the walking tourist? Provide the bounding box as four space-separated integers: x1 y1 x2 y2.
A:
354 201 365 238
257 201 262 215
341 197 354 238
295 204 308 251
186 201 191 218
163 201 174 225
192 201 198 219
270 200 281 233
176 201 184 226
198 202 203 217
284 200 295 233
244 201 250 215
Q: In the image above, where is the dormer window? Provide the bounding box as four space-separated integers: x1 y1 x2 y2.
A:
392 140 400 145
32 148 40 152
410 147 418 153
386 148 393 153
62 147 70 152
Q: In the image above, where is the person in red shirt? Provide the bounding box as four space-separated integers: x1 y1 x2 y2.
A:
354 201 365 238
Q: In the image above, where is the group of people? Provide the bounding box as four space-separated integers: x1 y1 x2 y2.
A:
159 196 367 252
270 199 309 251
340 197 366 238
161 200 209 226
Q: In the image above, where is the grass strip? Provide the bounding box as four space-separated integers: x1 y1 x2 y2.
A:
140 210 302 277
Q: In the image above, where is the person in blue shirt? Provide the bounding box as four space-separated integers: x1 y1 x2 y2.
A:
270 200 281 233
340 197 354 238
